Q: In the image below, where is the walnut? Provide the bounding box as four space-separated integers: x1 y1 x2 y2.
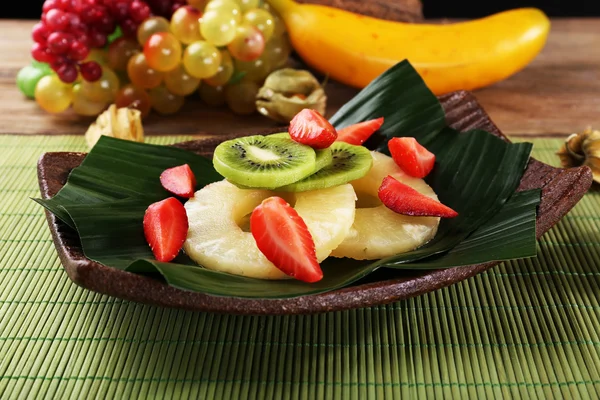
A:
557 127 600 184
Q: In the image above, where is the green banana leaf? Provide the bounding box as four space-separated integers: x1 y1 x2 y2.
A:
55 188 539 298
329 60 446 153
37 138 221 228
35 60 540 299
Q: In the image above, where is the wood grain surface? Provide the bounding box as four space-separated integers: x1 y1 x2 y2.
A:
1 18 599 137
297 0 423 22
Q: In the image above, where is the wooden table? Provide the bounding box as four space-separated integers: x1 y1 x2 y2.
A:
1 18 598 137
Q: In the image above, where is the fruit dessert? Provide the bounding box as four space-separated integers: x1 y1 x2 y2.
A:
184 180 356 280
330 151 441 261
142 109 458 283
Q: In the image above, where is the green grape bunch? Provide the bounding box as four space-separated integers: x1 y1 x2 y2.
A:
19 0 293 118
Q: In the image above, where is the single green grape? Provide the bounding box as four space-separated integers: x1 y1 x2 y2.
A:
34 74 73 113
115 84 152 118
234 0 259 13
227 24 265 62
233 52 271 82
85 49 109 66
17 64 52 99
108 38 141 72
203 50 234 86
260 2 286 37
205 0 242 21
80 66 120 103
127 52 164 89
144 32 182 72
170 6 203 44
200 9 238 47
225 80 259 114
199 83 226 106
183 40 222 79
149 85 185 115
72 83 108 116
262 34 291 70
31 60 53 72
137 16 171 46
165 64 201 96
242 8 274 42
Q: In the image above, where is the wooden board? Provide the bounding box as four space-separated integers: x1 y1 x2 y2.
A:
473 18 600 136
1 18 599 137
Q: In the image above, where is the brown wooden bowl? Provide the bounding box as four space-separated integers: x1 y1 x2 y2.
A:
37 91 593 315
296 0 423 22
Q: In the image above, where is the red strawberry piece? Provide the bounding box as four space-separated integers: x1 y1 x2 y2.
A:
378 175 458 218
288 108 337 149
250 196 323 283
143 197 189 262
388 137 435 178
336 117 384 146
160 164 197 198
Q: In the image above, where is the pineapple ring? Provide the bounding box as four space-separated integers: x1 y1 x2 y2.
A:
183 180 357 280
331 151 440 260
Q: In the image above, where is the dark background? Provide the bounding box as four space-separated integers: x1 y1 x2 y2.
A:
2 0 600 18
423 0 599 17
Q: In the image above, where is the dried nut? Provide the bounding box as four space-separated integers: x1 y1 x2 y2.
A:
255 68 327 123
556 127 600 183
85 104 144 149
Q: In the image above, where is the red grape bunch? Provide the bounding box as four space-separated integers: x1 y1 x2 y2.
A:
31 0 155 83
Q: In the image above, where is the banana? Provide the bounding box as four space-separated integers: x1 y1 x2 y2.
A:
267 0 550 94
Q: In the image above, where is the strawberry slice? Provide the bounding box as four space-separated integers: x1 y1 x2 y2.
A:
336 117 384 146
388 137 435 178
160 164 197 198
143 197 189 262
250 196 323 283
378 175 458 218
288 108 337 149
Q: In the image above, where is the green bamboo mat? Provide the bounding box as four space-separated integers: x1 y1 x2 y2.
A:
1 135 599 399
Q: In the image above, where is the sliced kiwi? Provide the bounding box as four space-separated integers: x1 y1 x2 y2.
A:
269 132 333 172
213 135 317 189
277 142 373 192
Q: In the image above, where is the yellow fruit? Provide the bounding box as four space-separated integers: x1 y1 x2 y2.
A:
72 84 108 117
266 0 550 94
184 180 356 279
34 75 73 113
331 152 439 260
